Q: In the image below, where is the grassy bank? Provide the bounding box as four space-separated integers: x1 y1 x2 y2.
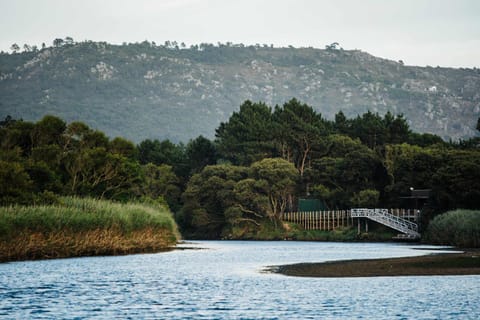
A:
269 251 480 277
424 209 480 248
0 197 180 262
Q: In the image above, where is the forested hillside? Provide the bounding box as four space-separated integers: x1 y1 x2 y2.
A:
1 39 479 142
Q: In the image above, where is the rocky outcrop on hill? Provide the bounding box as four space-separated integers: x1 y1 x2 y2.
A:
1 41 479 142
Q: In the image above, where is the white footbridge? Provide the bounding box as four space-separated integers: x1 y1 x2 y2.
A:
351 208 421 239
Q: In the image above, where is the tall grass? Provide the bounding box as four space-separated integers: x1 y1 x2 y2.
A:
0 197 180 262
425 209 480 248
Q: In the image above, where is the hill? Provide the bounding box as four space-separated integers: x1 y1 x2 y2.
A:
1 40 479 142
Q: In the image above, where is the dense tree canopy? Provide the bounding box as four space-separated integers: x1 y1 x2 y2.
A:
1 98 479 238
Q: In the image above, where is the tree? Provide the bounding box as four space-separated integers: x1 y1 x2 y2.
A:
186 136 217 174
62 121 92 151
0 115 17 127
273 98 329 177
431 150 480 210
137 139 187 178
334 111 350 135
325 42 340 50
53 38 65 48
53 38 64 47
383 143 444 207
0 160 33 205
180 164 248 238
10 43 20 53
215 100 276 165
31 115 66 147
408 132 445 147
140 163 181 211
109 137 137 159
308 135 385 208
228 178 268 226
249 158 298 221
0 120 35 155
65 36 74 45
63 146 141 199
137 139 183 165
384 112 410 144
350 189 380 208
350 111 387 149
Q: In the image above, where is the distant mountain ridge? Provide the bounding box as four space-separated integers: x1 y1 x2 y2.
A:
1 41 479 142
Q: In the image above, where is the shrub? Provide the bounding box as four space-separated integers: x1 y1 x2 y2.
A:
425 210 480 247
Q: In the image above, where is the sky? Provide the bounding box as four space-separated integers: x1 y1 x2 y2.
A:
0 0 479 67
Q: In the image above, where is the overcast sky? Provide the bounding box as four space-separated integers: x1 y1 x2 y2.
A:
1 0 479 67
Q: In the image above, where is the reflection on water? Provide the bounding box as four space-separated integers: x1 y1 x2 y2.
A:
1 241 478 319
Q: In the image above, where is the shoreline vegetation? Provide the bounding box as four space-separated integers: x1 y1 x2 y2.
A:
0 197 180 262
268 251 480 277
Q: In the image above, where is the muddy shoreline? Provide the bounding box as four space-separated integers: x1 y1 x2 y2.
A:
269 250 480 277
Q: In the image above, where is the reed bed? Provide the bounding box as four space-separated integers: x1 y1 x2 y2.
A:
0 197 180 262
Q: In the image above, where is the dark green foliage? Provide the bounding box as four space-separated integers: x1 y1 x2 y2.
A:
180 158 297 238
431 151 480 210
137 139 188 178
180 164 249 238
307 135 386 209
109 137 138 159
140 163 182 211
186 135 217 174
0 160 34 205
0 117 181 206
273 98 331 176
215 100 276 165
408 132 446 147
425 210 480 247
1 98 479 241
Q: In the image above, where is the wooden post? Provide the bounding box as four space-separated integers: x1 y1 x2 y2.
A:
365 219 369 233
332 210 338 230
329 211 332 230
357 218 360 235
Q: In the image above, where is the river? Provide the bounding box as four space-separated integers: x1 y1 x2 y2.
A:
1 241 479 319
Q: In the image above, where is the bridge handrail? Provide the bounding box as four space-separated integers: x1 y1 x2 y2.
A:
351 208 418 233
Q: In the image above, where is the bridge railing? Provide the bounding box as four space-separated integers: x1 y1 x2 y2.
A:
281 208 419 232
351 208 419 234
280 210 352 230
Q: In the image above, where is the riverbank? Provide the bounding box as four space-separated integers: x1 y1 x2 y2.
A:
221 221 397 242
269 250 480 277
0 197 180 262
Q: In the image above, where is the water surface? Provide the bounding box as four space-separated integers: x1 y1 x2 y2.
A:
1 241 478 319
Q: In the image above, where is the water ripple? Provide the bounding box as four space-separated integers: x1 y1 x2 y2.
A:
0 241 479 319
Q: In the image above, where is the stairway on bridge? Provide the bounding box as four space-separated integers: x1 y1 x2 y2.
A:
351 208 421 239
281 208 421 239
